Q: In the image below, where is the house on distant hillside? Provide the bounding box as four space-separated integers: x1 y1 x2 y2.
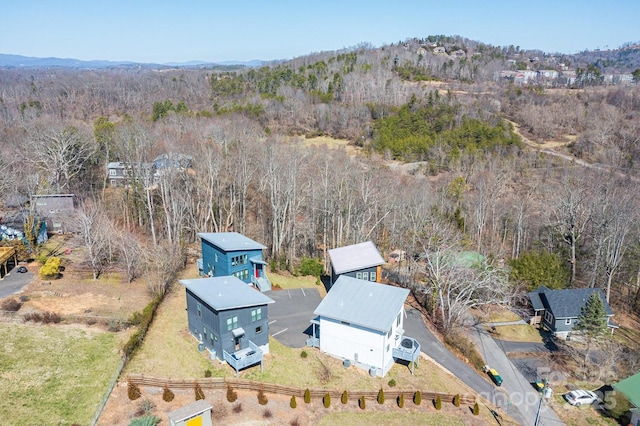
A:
308 276 420 377
180 276 275 376
528 286 616 339
31 194 77 234
198 232 272 292
107 161 153 187
328 241 385 288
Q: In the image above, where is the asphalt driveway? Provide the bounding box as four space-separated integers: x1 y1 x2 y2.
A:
267 287 322 348
0 267 34 299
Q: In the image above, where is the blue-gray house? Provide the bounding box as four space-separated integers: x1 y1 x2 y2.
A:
180 276 275 376
328 241 385 288
198 232 272 292
528 286 616 339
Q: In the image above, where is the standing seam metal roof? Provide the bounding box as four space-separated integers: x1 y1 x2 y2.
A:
314 276 409 333
328 241 385 275
198 232 266 251
180 276 274 310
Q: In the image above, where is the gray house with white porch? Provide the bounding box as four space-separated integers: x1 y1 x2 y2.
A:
180 276 274 376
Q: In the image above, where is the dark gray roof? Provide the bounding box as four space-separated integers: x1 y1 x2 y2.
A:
528 285 550 311
314 276 409 333
180 276 274 310
530 286 614 318
329 241 385 275
198 232 266 251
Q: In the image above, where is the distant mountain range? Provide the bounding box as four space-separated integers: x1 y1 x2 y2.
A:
0 54 263 69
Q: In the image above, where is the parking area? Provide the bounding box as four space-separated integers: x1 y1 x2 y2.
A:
268 287 322 348
0 267 34 299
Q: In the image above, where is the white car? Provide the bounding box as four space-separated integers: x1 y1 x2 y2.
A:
564 389 599 406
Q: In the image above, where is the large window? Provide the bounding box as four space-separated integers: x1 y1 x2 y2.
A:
251 308 262 322
233 269 249 280
226 316 238 331
362 272 369 281
231 254 248 267
197 303 202 317
370 271 376 281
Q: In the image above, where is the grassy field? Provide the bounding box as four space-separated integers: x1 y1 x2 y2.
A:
479 306 522 323
489 324 544 343
0 323 124 426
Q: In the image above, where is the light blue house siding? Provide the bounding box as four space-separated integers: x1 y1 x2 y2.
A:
198 232 268 285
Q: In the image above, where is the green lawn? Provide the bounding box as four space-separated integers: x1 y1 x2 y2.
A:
0 323 123 426
488 324 544 343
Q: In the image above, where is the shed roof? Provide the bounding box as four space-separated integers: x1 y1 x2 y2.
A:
530 286 614 318
180 276 274 311
167 399 212 423
198 232 266 251
613 371 640 408
329 241 384 275
314 276 409 333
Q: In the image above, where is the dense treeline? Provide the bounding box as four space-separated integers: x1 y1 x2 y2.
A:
1 37 640 329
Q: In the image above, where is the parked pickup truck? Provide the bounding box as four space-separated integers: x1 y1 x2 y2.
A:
483 365 503 386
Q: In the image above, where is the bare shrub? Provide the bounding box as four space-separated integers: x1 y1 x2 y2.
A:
1 299 21 312
232 403 243 413
262 408 273 419
211 402 228 421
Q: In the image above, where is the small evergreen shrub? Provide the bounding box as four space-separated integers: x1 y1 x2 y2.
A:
473 402 480 415
359 396 366 410
290 395 297 409
204 369 212 378
258 388 268 405
304 388 311 403
341 390 348 405
162 386 174 402
128 381 141 401
453 393 460 407
397 393 405 408
300 350 308 358
323 393 331 408
194 383 205 401
413 390 422 405
388 378 396 387
226 385 238 402
435 395 442 410
377 388 385 404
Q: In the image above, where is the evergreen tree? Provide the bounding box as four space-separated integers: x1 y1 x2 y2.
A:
574 292 608 372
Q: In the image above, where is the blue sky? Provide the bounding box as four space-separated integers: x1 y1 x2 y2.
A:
2 0 638 63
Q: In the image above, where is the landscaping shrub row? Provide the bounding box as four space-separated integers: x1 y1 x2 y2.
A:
123 294 164 360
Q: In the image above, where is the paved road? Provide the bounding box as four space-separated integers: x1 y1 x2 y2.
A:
0 268 34 298
267 288 322 348
403 310 523 419
470 324 564 426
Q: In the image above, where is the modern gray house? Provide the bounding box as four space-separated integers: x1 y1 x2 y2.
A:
307 276 420 376
328 241 385 288
528 286 616 339
197 232 271 292
180 276 275 376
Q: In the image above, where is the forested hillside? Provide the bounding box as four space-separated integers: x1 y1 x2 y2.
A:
1 35 640 338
